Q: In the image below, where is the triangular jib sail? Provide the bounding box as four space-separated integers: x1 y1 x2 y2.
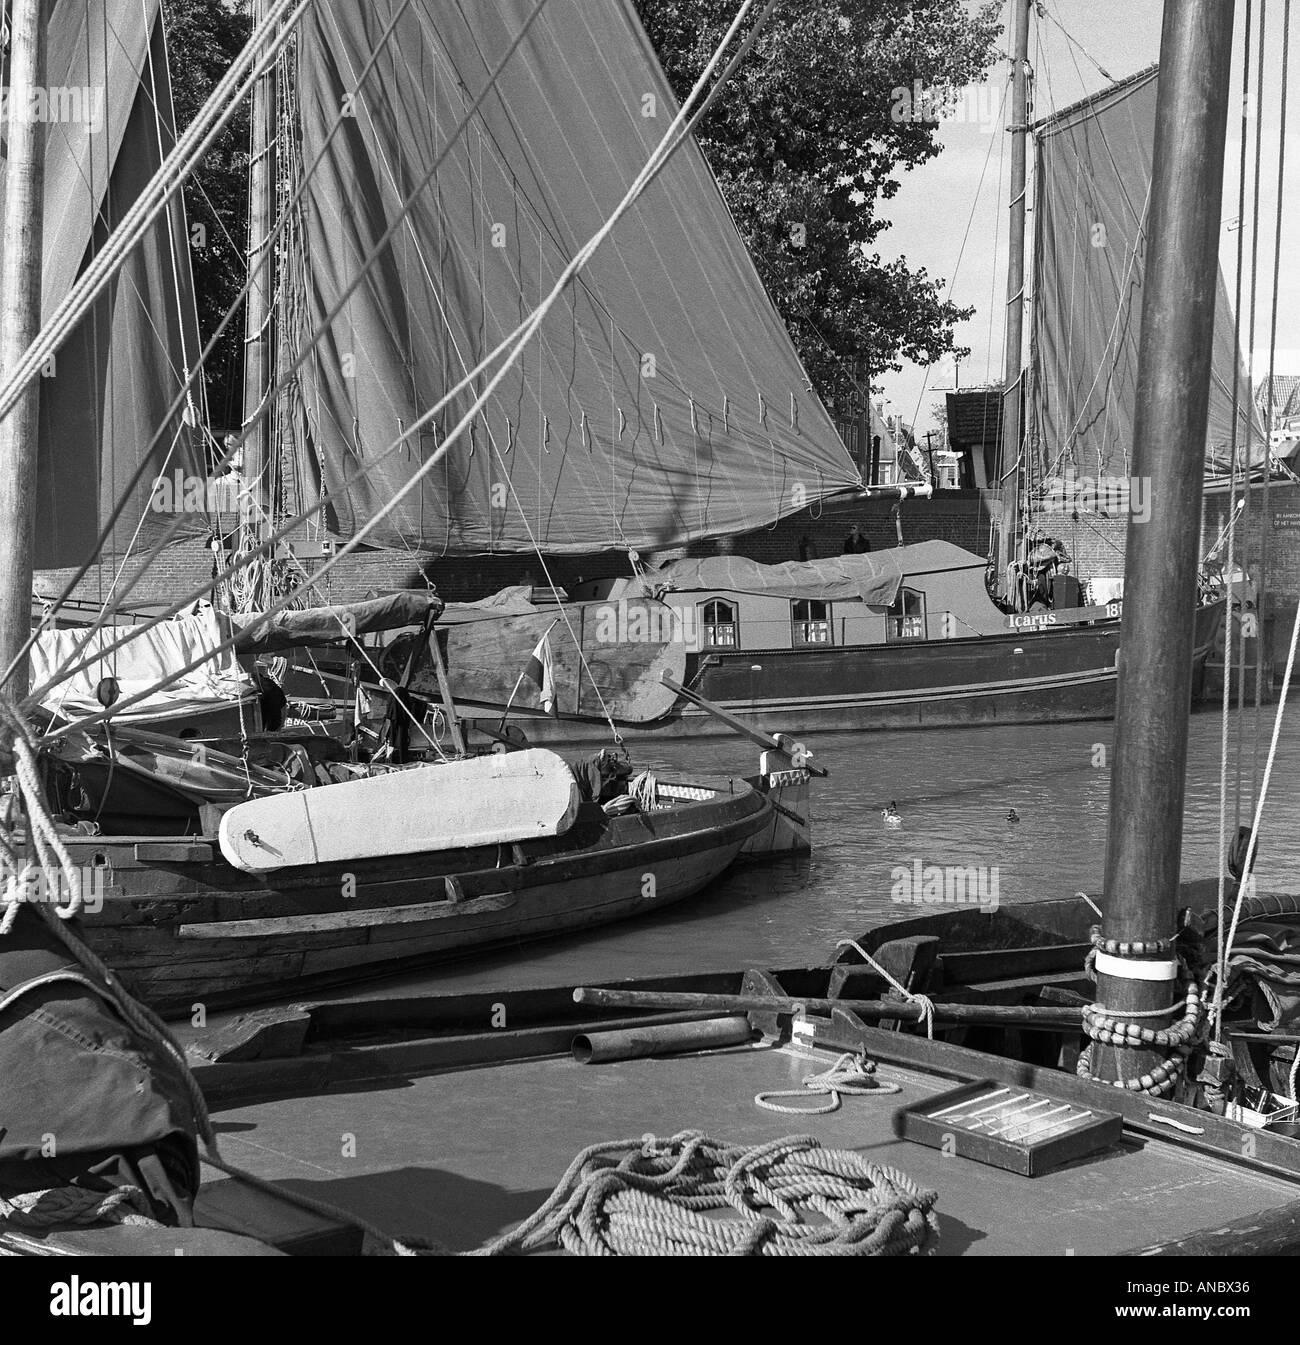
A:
278 0 860 556
1029 64 1263 491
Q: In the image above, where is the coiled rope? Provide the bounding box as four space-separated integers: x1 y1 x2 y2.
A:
755 1052 901 1114
473 1131 938 1257
629 769 658 812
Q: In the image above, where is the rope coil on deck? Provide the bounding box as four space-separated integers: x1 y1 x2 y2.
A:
473 1131 939 1256
754 1052 901 1114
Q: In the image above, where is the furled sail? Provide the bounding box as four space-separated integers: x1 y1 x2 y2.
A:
280 0 861 555
0 0 206 570
1029 65 1263 488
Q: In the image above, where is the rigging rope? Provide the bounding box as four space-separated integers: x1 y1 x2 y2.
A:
1212 586 1300 1041
1211 0 1295 1041
1254 0 1292 806
1235 0 1270 829
1215 0 1256 1022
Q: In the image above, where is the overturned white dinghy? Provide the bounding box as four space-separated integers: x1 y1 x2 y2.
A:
218 749 581 873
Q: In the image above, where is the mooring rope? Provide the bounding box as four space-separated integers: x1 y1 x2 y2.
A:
834 937 936 1038
472 1131 939 1257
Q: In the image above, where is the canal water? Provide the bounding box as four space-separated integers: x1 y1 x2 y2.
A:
340 704 1300 998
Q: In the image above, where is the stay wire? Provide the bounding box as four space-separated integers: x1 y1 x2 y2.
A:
1236 0 1268 829
1216 0 1255 997
1254 0 1291 810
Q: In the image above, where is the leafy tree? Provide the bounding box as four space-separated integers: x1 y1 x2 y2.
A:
163 0 251 437
634 0 1002 422
931 398 949 442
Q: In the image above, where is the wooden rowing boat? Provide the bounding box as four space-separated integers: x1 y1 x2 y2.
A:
57 767 792 1017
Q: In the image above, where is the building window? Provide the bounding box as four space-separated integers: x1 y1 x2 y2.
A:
701 599 738 649
792 599 832 645
887 587 926 641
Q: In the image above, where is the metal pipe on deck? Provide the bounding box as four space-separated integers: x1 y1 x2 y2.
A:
572 1016 754 1064
1094 0 1236 1085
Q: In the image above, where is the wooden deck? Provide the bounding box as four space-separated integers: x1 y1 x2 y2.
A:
198 1040 1300 1255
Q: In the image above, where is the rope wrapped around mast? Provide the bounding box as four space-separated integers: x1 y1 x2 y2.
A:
1079 927 1206 1095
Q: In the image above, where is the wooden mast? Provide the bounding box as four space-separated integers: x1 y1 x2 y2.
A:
995 0 1031 601
1091 0 1235 1086
0 0 48 701
239 0 278 589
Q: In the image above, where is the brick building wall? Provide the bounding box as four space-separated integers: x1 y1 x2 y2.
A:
1043 514 1130 585
1201 481 1300 625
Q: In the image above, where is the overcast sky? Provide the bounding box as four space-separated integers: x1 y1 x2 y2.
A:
872 0 1299 435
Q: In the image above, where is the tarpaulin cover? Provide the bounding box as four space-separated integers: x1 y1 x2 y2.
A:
231 592 442 653
627 540 987 606
440 586 543 625
284 0 860 554
1031 66 1265 484
31 607 255 722
3 1 207 569
0 908 198 1225
1215 919 1300 1032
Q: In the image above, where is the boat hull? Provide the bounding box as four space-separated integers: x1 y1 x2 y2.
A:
68 781 771 1016
455 602 1224 746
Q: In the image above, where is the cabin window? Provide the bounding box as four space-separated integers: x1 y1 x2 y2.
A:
701 599 738 649
887 587 926 641
792 599 832 646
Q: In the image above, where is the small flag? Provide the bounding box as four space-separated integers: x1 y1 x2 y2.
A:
523 633 556 714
